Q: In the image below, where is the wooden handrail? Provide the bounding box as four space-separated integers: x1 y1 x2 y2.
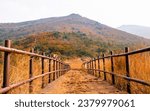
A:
83 46 150 94
0 40 70 94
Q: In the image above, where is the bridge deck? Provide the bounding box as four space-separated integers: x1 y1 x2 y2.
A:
39 69 127 94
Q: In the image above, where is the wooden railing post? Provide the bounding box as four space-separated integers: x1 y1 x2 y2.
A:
53 59 56 80
61 63 64 75
59 61 61 76
58 61 59 77
94 58 97 76
2 40 11 91
48 56 51 83
87 62 89 73
110 51 115 84
62 64 64 75
89 60 92 74
63 64 65 74
64 64 66 74
88 62 90 74
29 48 34 93
125 47 131 93
56 60 58 79
60 63 62 76
102 54 106 80
41 52 45 88
58 61 60 77
97 56 101 78
91 59 94 75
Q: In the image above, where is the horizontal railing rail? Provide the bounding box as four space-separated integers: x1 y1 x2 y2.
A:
88 69 150 86
83 47 150 94
0 69 68 94
0 45 67 64
0 40 70 94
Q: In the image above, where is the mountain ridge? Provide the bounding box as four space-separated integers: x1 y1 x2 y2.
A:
118 25 150 39
0 13 150 47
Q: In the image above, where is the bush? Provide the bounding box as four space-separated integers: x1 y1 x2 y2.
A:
53 32 60 38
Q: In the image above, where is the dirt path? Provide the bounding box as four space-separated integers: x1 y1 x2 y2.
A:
39 69 126 94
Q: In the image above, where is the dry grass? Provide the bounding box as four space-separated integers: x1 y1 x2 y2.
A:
93 52 150 94
129 52 150 93
1 50 150 94
8 54 29 93
113 56 127 91
0 53 53 94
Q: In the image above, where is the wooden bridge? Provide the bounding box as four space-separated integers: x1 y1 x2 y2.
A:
0 40 150 94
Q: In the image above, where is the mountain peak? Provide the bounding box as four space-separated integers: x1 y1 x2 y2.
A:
68 13 82 18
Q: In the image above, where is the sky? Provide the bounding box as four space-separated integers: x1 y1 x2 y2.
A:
0 0 150 28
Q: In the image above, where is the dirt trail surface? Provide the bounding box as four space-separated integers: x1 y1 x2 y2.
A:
39 58 126 94
39 70 126 94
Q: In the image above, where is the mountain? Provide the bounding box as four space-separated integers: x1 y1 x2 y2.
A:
118 25 150 39
0 13 150 47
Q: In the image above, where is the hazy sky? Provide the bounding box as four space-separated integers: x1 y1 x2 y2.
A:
0 0 150 27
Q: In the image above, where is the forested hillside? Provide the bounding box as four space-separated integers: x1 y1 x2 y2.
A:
12 31 148 58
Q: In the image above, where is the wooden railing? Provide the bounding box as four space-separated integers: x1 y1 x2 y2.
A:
0 40 70 94
83 47 150 94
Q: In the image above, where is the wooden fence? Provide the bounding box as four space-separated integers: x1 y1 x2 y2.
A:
0 40 70 94
83 47 150 94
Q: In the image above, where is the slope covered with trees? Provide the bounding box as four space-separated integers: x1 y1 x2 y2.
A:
12 31 148 58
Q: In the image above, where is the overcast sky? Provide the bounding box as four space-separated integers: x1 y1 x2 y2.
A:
0 0 150 27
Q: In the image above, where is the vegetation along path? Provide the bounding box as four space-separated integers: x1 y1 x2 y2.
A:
39 58 126 94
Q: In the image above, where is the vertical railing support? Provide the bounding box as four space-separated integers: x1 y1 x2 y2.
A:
125 47 131 93
62 64 64 75
60 63 62 76
87 62 89 73
59 61 61 76
91 59 94 75
89 60 92 74
29 48 34 93
2 40 11 92
110 51 115 84
53 59 56 80
61 63 63 75
97 56 100 78
41 52 45 88
94 58 97 77
56 60 58 79
48 56 51 83
102 54 106 80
